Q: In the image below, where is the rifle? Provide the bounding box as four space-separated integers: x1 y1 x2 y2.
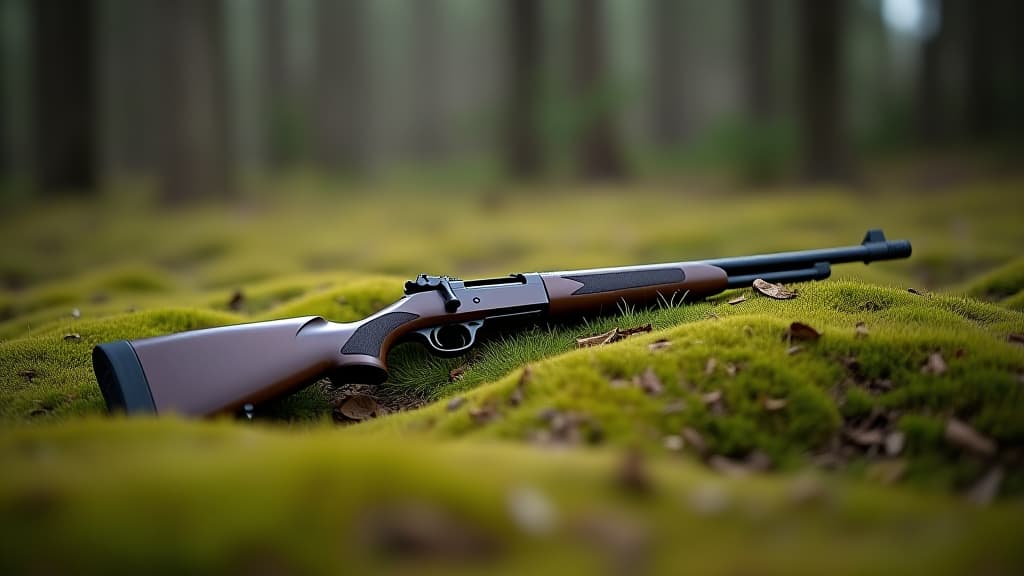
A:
94 230 911 416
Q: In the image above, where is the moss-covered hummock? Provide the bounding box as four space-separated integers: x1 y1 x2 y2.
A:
965 257 1024 311
2 419 1023 575
2 182 1024 573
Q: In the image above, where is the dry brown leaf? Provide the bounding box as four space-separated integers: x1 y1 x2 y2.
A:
647 339 672 352
763 397 788 411
469 403 497 425
884 431 906 456
62 333 81 342
844 428 884 446
921 352 948 375
362 503 497 561
662 435 684 451
506 487 556 535
945 418 996 455
727 295 747 306
907 287 928 297
785 322 821 342
704 358 718 376
701 390 722 405
576 328 618 348
228 290 245 311
446 396 467 412
870 378 894 391
508 366 531 406
449 365 468 381
618 324 653 337
1008 333 1024 346
855 322 869 338
336 394 381 421
966 466 1004 506
746 451 774 472
681 427 708 456
507 386 524 407
708 455 750 477
753 278 797 300
636 367 664 396
616 448 653 494
575 324 652 348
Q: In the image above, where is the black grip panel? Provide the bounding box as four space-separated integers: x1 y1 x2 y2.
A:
563 268 684 295
341 311 420 357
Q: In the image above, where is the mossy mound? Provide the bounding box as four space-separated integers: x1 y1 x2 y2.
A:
1 419 1023 575
368 281 1024 495
965 257 1024 310
3 183 1024 572
3 277 1022 498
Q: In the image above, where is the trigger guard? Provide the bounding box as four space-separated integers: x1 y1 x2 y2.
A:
416 321 482 356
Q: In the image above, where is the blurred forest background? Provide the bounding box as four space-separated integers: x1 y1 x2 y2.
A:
1 0 1022 203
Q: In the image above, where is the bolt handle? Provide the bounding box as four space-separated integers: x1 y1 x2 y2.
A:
404 274 462 312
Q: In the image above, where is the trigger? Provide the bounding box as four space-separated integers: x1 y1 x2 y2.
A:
417 320 483 355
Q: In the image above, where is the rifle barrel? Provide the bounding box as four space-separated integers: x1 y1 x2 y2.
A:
702 229 911 288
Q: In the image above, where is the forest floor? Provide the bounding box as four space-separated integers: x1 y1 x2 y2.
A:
1 176 1023 574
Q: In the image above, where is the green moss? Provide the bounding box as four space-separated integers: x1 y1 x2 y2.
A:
0 308 241 420
1 419 1023 575
260 276 402 321
355 282 1024 494
965 258 1024 302
841 387 874 420
2 183 1024 572
1001 290 1024 311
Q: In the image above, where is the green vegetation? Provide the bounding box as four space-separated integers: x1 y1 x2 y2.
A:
2 420 1023 575
1 181 1023 573
964 257 1024 310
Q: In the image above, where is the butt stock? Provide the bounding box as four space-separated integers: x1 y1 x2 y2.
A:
94 317 348 416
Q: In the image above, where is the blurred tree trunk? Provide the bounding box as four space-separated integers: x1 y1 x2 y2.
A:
797 0 846 182
32 0 97 194
1004 0 1024 144
263 0 289 170
314 0 369 176
412 0 445 161
966 0 1024 145
744 0 774 121
964 0 994 142
101 0 161 177
0 3 7 184
158 0 232 203
916 0 947 146
573 0 626 180
504 0 543 179
649 0 685 147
